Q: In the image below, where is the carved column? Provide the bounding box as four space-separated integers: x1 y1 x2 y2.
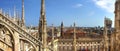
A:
92 42 94 51
88 42 91 51
85 42 87 50
96 42 98 51
81 42 83 50
51 24 55 51
14 32 20 51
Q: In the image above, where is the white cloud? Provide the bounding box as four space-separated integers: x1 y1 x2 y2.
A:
73 4 83 8
92 0 115 13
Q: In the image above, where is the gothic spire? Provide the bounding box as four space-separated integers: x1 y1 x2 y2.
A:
14 6 16 18
51 24 55 51
41 0 46 20
61 21 64 37
39 0 47 40
21 0 25 27
13 6 16 21
39 0 47 51
52 24 54 41
73 22 76 51
103 17 109 51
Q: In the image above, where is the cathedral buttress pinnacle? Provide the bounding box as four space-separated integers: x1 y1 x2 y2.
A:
38 0 47 51
21 0 25 27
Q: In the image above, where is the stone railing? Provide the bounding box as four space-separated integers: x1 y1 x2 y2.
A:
58 38 102 42
0 12 40 46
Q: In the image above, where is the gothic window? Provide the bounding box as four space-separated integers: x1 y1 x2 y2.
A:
20 40 36 51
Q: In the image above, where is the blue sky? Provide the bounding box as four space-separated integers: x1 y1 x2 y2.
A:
0 0 115 27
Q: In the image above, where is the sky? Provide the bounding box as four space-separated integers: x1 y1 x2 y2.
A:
0 0 115 27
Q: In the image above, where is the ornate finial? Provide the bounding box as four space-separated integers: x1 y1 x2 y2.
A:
13 6 17 21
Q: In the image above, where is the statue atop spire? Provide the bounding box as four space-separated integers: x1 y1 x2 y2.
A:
103 17 109 51
21 0 25 27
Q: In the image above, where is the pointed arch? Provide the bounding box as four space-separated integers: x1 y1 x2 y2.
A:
20 38 37 51
0 23 15 51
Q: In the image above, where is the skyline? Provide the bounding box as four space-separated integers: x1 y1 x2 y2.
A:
0 0 115 27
